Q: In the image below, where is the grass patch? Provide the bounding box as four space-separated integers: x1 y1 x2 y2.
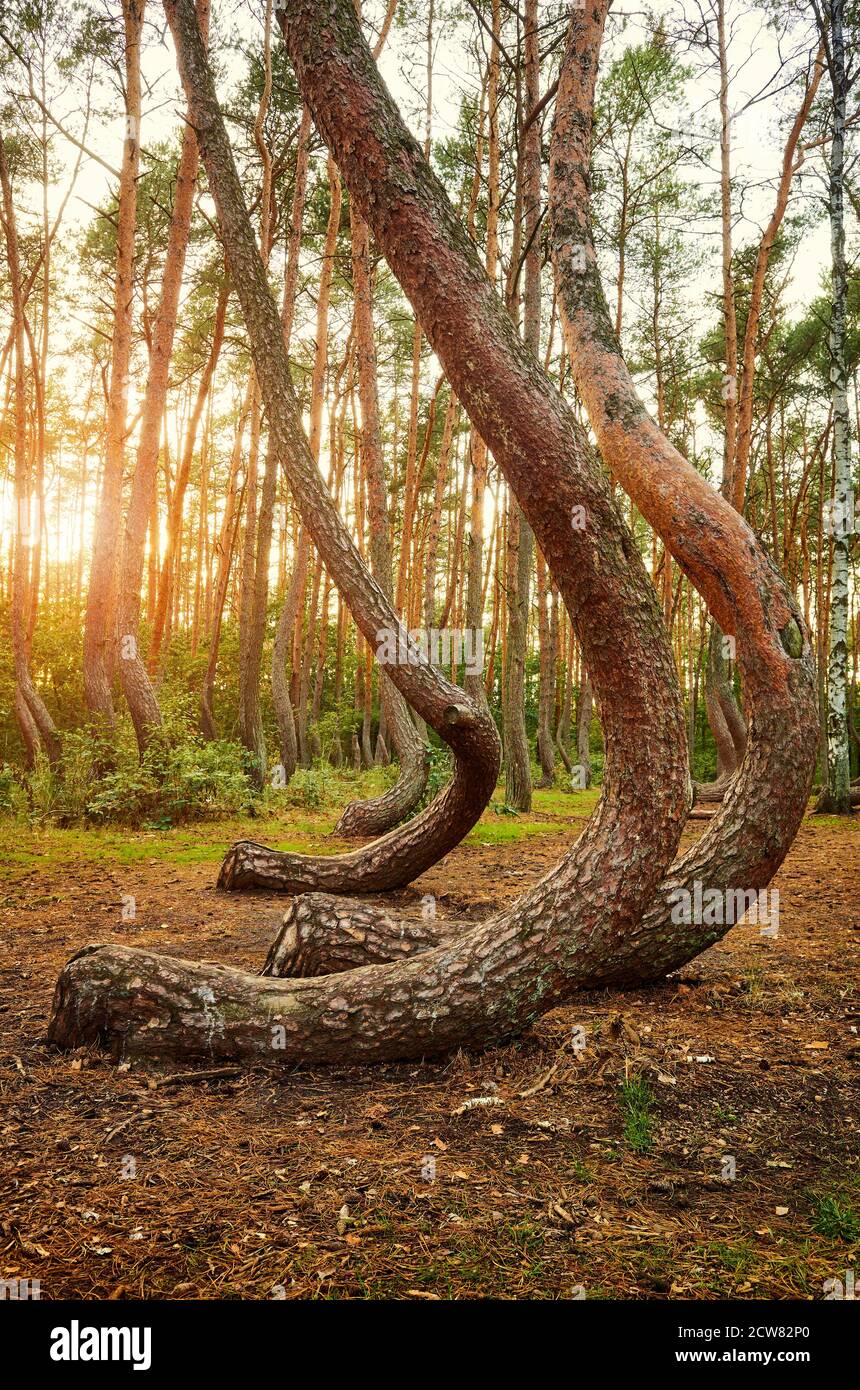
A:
810 1191 860 1242
619 1076 656 1153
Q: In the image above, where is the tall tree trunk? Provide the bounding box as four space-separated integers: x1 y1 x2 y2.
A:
199 391 250 739
334 200 428 836
463 0 500 711
271 525 306 781
555 623 573 775
732 42 824 512
238 0 276 789
816 0 853 814
82 0 144 727
503 499 532 808
118 0 210 754
535 550 556 787
698 0 746 788
576 670 592 790
148 281 228 672
0 130 60 765
268 105 311 779
502 0 540 811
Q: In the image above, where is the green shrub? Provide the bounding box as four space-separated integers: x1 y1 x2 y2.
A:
0 762 26 815
26 707 250 827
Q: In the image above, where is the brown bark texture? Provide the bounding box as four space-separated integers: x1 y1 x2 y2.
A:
47 0 693 1065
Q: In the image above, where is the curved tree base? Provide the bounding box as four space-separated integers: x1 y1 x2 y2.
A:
216 701 499 895
263 892 458 976
333 745 429 839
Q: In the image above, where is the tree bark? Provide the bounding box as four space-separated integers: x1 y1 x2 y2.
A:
267 105 311 782
152 0 502 901
47 0 694 1064
117 0 210 754
263 893 461 979
255 0 822 990
815 0 853 814
547 0 818 971
82 0 144 727
333 199 428 837
576 670 593 790
200 391 248 739
502 499 532 808
148 281 228 673
0 129 60 765
236 0 279 789
698 0 745 786
535 550 557 787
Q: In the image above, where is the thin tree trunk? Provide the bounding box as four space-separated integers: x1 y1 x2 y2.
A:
148 280 228 672
0 130 60 765
815 0 853 814
502 0 539 811
696 0 746 787
334 199 428 836
237 0 277 788
118 0 210 753
199 391 249 739
82 0 144 727
268 105 312 780
548 0 818 950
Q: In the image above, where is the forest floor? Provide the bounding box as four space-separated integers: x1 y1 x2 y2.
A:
1 784 858 1300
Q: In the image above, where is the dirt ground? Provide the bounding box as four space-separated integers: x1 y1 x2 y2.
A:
1 801 858 1300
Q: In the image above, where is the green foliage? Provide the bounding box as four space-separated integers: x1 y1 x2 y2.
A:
422 741 453 805
27 708 250 828
281 765 334 812
0 762 26 815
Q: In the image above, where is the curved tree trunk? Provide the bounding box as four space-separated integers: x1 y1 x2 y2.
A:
546 0 818 976
158 0 502 903
47 0 693 1063
47 0 817 1063
267 0 816 983
248 0 821 992
263 893 463 979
